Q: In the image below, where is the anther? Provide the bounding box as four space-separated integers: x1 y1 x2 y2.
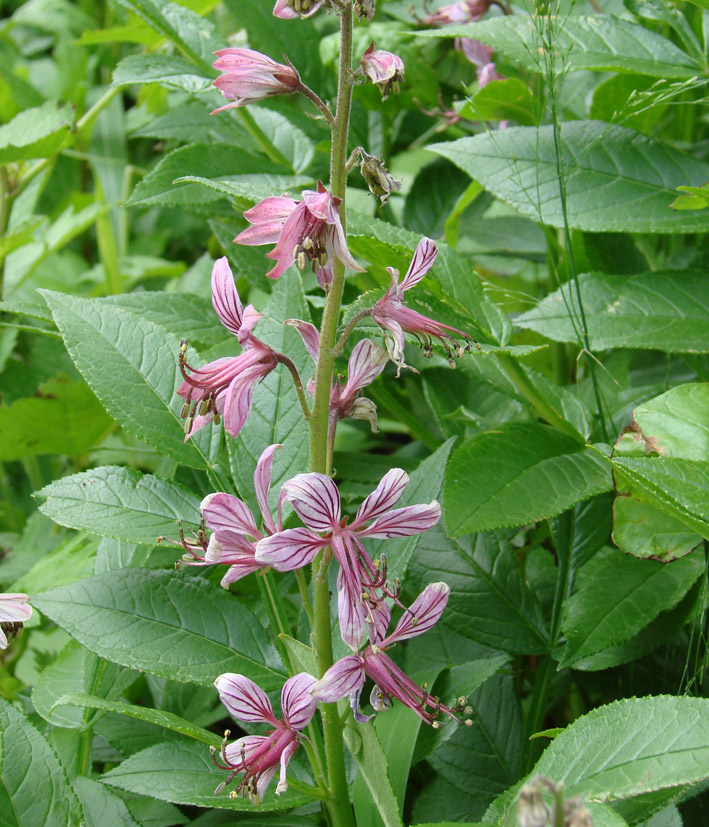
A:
180 339 188 352
464 706 473 715
180 402 189 419
199 398 210 416
297 251 306 270
302 237 313 251
432 721 441 729
184 416 193 434
213 412 221 425
454 345 465 358
423 345 433 358
458 696 467 706
464 719 473 726
448 358 456 369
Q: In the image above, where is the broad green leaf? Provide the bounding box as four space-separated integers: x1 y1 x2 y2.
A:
73 776 140 827
559 546 704 668
443 423 612 536
0 697 83 826
0 100 74 164
101 741 313 810
0 376 112 461
0 216 45 262
612 496 703 560
516 272 709 352
125 143 296 209
12 532 98 594
94 537 150 574
32 569 284 688
612 457 709 540
345 722 404 827
415 14 702 78
404 158 472 239
34 466 201 545
53 693 220 746
248 107 315 174
40 290 220 469
229 270 311 515
174 173 311 207
409 530 549 654
460 78 537 126
430 122 709 233
112 54 213 93
130 101 255 147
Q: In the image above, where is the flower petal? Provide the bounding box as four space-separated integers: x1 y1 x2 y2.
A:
340 339 388 401
0 593 32 624
352 468 409 527
223 734 268 769
284 319 320 363
220 559 264 587
283 473 341 530
311 655 366 703
337 569 367 651
370 601 391 645
281 673 318 730
359 501 441 539
254 444 281 534
201 492 260 539
255 528 327 571
211 257 243 336
275 740 298 796
214 674 278 725
399 238 437 292
222 362 273 438
385 582 450 645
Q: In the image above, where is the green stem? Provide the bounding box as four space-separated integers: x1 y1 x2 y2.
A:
0 167 10 297
308 6 356 827
276 353 311 421
296 568 314 626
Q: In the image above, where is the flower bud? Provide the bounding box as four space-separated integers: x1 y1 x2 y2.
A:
359 149 402 205
212 49 301 113
360 44 405 101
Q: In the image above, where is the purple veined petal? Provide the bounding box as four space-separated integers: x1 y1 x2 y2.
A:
341 339 388 400
214 674 278 725
337 569 368 651
275 739 298 795
284 319 320 363
384 582 450 645
205 535 223 563
233 220 287 247
220 559 264 588
255 528 327 571
311 655 366 703
370 600 391 645
0 593 32 624
325 219 364 273
243 196 298 230
223 733 268 769
282 473 341 531
264 200 309 279
211 257 243 336
349 687 376 724
201 492 260 540
213 532 257 561
256 763 279 802
254 443 281 535
301 187 336 221
372 315 408 375
352 468 409 528
222 361 275 438
280 673 318 730
399 237 437 293
360 501 441 539
273 0 298 18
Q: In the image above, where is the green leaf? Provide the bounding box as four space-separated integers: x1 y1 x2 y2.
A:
125 143 297 209
612 456 709 540
516 272 709 353
430 122 709 233
0 376 112 461
32 569 284 688
248 107 315 174
40 290 220 469
53 692 220 746
0 697 83 826
409 530 549 654
73 776 140 827
612 496 703 561
460 78 537 126
415 14 702 78
559 546 704 668
345 722 404 827
0 100 74 164
112 54 213 93
102 740 313 810
131 102 255 147
34 466 201 545
174 173 311 208
229 270 311 515
443 423 612 536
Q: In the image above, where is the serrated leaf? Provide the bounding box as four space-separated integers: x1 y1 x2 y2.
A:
443 423 612 536
0 698 83 826
516 272 709 352
112 54 213 93
73 776 141 827
0 100 74 164
175 173 312 206
460 78 537 126
431 122 709 233
131 101 255 148
101 741 313 810
32 569 284 688
40 290 220 469
415 14 702 78
559 546 704 668
34 466 201 545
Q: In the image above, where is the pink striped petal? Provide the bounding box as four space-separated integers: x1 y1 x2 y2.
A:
284 319 320 363
370 601 391 644
399 238 437 292
243 196 297 228
311 655 366 703
255 528 327 571
359 501 441 539
223 734 268 769
214 674 278 725
211 257 243 336
283 473 341 530
201 493 259 539
222 362 274 438
276 740 298 795
337 568 368 651
255 444 281 534
352 468 409 527
0 593 32 624
385 582 450 645
220 560 263 587
280 673 318 730
341 339 388 399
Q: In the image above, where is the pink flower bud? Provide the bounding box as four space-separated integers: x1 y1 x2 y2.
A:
211 49 300 113
360 44 405 101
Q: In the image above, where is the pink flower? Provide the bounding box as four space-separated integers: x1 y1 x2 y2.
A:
234 182 362 283
255 469 441 649
456 39 503 86
360 44 405 100
424 0 492 24
212 672 317 802
177 258 277 439
212 49 300 114
273 0 323 18
0 593 32 649
173 444 284 587
312 583 469 726
372 237 472 375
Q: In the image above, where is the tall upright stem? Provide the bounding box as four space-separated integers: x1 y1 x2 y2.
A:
309 5 356 827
